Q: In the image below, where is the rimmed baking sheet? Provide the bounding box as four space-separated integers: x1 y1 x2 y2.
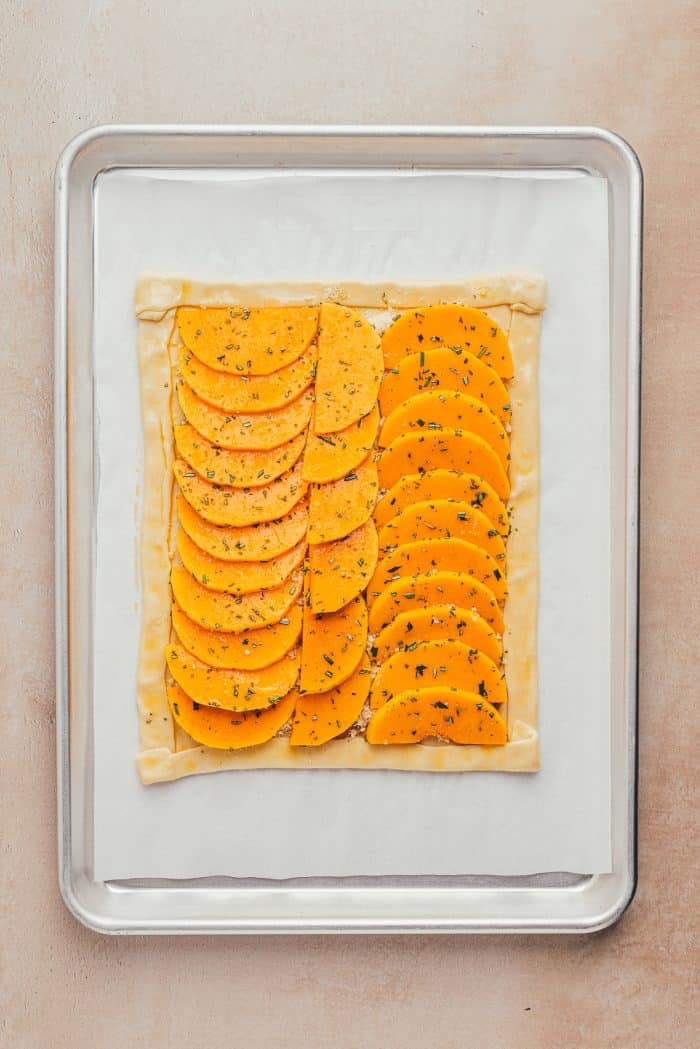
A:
55 126 640 932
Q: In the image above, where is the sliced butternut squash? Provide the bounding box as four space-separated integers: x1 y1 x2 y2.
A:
368 572 504 635
379 347 511 425
371 604 502 666
378 500 506 563
176 494 308 562
178 343 317 413
303 405 379 483
174 424 305 488
166 643 299 711
307 462 378 544
290 654 372 746
172 602 302 670
308 520 379 614
379 391 509 468
369 640 507 710
367 538 506 607
313 302 383 434
174 459 308 527
378 430 509 501
381 305 513 379
177 305 318 375
176 529 306 596
366 687 507 745
300 595 368 694
167 682 296 750
374 470 509 535
177 381 313 451
171 565 302 633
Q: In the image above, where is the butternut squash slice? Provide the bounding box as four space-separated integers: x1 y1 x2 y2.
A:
176 529 306 596
371 604 502 666
379 347 511 425
290 654 372 746
300 595 368 694
167 682 296 750
171 565 302 633
366 687 507 745
172 602 302 671
177 381 313 452
174 424 306 488
313 302 383 434
368 571 504 635
367 538 506 607
369 640 507 710
177 305 319 375
176 494 308 562
308 520 379 614
178 344 317 414
307 461 379 544
379 391 510 468
174 459 308 527
303 405 380 484
378 500 506 564
378 429 510 502
374 470 509 535
166 643 300 711
381 304 513 379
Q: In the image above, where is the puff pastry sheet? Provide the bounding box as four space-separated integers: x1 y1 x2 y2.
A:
135 276 545 782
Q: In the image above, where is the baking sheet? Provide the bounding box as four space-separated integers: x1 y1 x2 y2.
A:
92 168 611 880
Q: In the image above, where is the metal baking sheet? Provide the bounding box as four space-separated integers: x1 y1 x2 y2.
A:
54 125 641 933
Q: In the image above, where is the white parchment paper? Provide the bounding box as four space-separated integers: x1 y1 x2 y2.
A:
92 168 611 879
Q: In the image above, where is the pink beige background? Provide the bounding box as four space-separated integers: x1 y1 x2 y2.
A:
1 1 698 1046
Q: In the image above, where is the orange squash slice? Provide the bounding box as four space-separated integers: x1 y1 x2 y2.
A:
290 654 372 746
300 595 368 694
308 520 379 614
313 303 383 433
381 305 513 379
178 343 317 414
174 459 308 527
379 391 510 468
171 565 302 633
368 571 504 635
174 424 305 488
176 530 306 596
172 602 302 671
176 494 308 562
167 682 296 750
367 538 506 607
366 687 507 745
307 461 378 544
177 305 319 375
371 605 502 666
374 470 509 535
379 347 511 424
369 640 507 710
177 382 313 451
303 405 379 483
377 429 509 502
166 643 299 711
378 500 506 563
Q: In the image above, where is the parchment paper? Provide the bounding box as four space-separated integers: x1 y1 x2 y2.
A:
92 167 611 879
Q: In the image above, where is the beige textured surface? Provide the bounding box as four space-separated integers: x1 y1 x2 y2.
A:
1 0 698 1046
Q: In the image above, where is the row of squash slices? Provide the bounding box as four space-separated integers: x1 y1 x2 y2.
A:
165 301 513 751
